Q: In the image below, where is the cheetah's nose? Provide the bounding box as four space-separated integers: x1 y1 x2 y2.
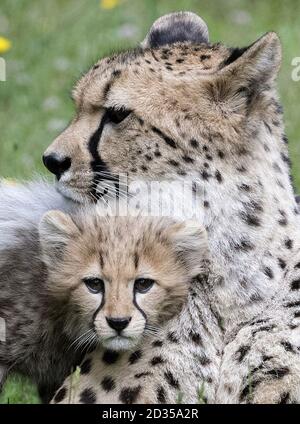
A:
42 153 71 180
106 317 132 333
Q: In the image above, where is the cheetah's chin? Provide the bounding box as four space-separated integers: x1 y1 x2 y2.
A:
102 336 138 352
55 182 87 204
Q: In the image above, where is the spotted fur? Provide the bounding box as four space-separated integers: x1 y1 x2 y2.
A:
46 12 300 403
0 181 208 403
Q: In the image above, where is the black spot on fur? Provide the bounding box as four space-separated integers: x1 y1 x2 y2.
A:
215 170 223 183
285 300 300 308
129 350 142 365
151 356 165 366
280 341 294 353
182 155 194 163
119 386 141 404
164 371 179 389
79 388 96 404
152 126 177 149
199 355 211 366
240 212 261 227
167 332 179 343
101 376 116 392
190 332 202 345
53 387 67 403
236 345 250 362
265 367 289 379
278 210 288 226
157 386 166 403
190 138 199 148
285 238 293 249
239 183 251 192
168 159 179 167
81 358 92 375
152 340 163 347
102 350 119 365
112 69 121 78
263 267 274 279
201 170 210 181
135 371 152 379
235 239 254 251
252 324 275 336
278 258 286 269
279 392 290 404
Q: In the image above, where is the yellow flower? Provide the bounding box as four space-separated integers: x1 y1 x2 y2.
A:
0 37 12 54
100 0 120 10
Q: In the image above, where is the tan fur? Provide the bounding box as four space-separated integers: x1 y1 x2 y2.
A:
45 12 300 404
41 209 207 352
44 32 281 202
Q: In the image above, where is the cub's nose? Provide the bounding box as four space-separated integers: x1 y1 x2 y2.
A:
106 317 132 333
42 153 71 179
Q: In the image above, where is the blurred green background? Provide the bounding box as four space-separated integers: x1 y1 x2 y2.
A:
0 0 300 403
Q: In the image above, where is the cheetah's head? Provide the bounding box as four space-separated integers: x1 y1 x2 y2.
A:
43 12 282 203
39 208 208 351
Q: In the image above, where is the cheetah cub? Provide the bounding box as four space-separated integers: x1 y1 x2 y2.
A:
0 199 208 402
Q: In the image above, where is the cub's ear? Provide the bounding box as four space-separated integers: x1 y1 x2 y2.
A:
206 32 281 112
141 11 209 49
39 210 80 266
167 220 208 277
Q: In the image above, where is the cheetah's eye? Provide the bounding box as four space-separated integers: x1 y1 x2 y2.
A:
83 277 104 294
134 278 155 294
106 107 131 124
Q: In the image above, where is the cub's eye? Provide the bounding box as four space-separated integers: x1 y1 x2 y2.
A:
106 107 131 124
83 278 104 294
134 278 155 294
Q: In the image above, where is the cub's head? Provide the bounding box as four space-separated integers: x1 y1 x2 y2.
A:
39 208 208 351
43 12 282 203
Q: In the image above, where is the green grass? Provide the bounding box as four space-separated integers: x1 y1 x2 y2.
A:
0 0 300 403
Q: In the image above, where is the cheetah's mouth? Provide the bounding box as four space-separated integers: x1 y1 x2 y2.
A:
101 335 138 352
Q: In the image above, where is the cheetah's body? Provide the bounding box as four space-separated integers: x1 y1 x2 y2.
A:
47 12 300 403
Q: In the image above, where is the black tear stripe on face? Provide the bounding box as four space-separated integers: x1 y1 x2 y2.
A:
88 112 120 201
91 290 105 338
133 290 147 330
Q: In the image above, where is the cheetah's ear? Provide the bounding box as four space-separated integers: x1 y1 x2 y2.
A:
39 210 80 266
141 12 209 49
221 32 281 81
167 220 209 278
206 32 281 113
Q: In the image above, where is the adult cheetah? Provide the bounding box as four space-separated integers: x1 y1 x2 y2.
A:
43 12 300 403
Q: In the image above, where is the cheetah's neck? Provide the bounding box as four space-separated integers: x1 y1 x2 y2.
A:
199 124 300 327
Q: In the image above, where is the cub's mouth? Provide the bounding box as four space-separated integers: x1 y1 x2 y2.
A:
101 335 137 352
